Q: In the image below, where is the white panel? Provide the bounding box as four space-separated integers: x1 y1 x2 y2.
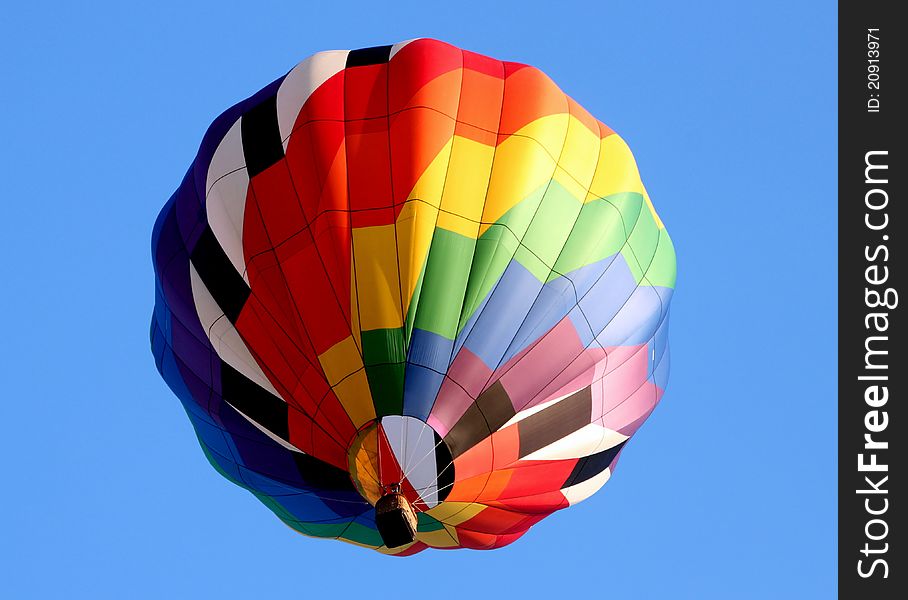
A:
382 415 441 508
277 50 349 150
389 39 420 59
205 118 250 283
226 401 301 453
189 263 282 399
562 468 611 506
522 424 627 461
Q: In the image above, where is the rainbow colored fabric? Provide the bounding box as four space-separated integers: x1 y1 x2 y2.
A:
151 39 676 554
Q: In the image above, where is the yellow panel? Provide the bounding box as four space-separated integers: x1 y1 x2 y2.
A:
552 115 601 201
437 136 495 238
481 131 556 235
349 266 361 353
588 134 645 200
338 537 383 551
376 542 416 555
416 527 459 548
406 138 452 206
347 426 381 504
317 336 363 384
642 186 665 229
352 225 403 331
395 199 438 315
444 524 460 544
514 113 570 158
331 369 376 428
425 501 486 525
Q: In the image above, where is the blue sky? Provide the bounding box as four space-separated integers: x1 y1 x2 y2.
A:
1 2 836 598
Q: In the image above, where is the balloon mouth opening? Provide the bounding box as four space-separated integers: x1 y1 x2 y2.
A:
346 416 455 512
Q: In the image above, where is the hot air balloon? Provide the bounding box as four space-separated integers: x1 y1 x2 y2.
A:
150 38 676 555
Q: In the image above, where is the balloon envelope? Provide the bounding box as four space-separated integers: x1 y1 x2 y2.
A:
151 38 676 554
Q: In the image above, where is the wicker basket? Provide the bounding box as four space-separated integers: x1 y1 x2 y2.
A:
375 492 418 548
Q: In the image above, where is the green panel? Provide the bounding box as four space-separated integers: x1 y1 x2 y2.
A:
519 181 583 280
495 184 548 234
513 245 549 282
361 328 406 416
339 521 385 546
411 228 476 339
458 223 520 332
404 258 427 345
280 518 309 535
643 229 677 288
365 363 405 416
254 492 295 522
416 512 446 532
622 196 661 283
294 521 350 539
549 192 643 280
456 184 548 330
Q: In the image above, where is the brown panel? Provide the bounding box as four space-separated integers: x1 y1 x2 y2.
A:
517 386 593 458
443 381 516 458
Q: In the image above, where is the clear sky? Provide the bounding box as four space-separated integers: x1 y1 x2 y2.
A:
1 2 836 598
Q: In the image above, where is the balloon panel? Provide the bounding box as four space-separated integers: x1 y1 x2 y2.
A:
151 38 675 554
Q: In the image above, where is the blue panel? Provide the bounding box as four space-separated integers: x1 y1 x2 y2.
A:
461 260 543 369
402 364 445 420
403 328 451 418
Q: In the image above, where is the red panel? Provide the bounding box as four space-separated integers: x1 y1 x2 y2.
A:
314 391 357 445
453 121 497 146
388 38 462 114
501 459 577 498
286 407 314 454
309 418 349 469
376 422 404 487
345 119 393 216
389 107 456 207
295 71 346 124
452 527 499 550
458 63 504 133
310 211 351 322
273 228 351 354
392 541 428 556
285 120 348 217
462 49 504 79
487 491 568 514
486 529 529 549
344 63 388 120
453 436 495 481
458 505 533 535
236 294 311 397
284 121 340 222
293 360 332 414
499 64 569 136
248 161 307 247
490 425 521 471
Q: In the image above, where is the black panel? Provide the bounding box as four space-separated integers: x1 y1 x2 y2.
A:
562 441 627 488
345 45 393 68
518 387 593 458
291 451 357 491
240 94 284 177
443 381 516 458
433 431 455 502
190 226 250 323
220 360 289 440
